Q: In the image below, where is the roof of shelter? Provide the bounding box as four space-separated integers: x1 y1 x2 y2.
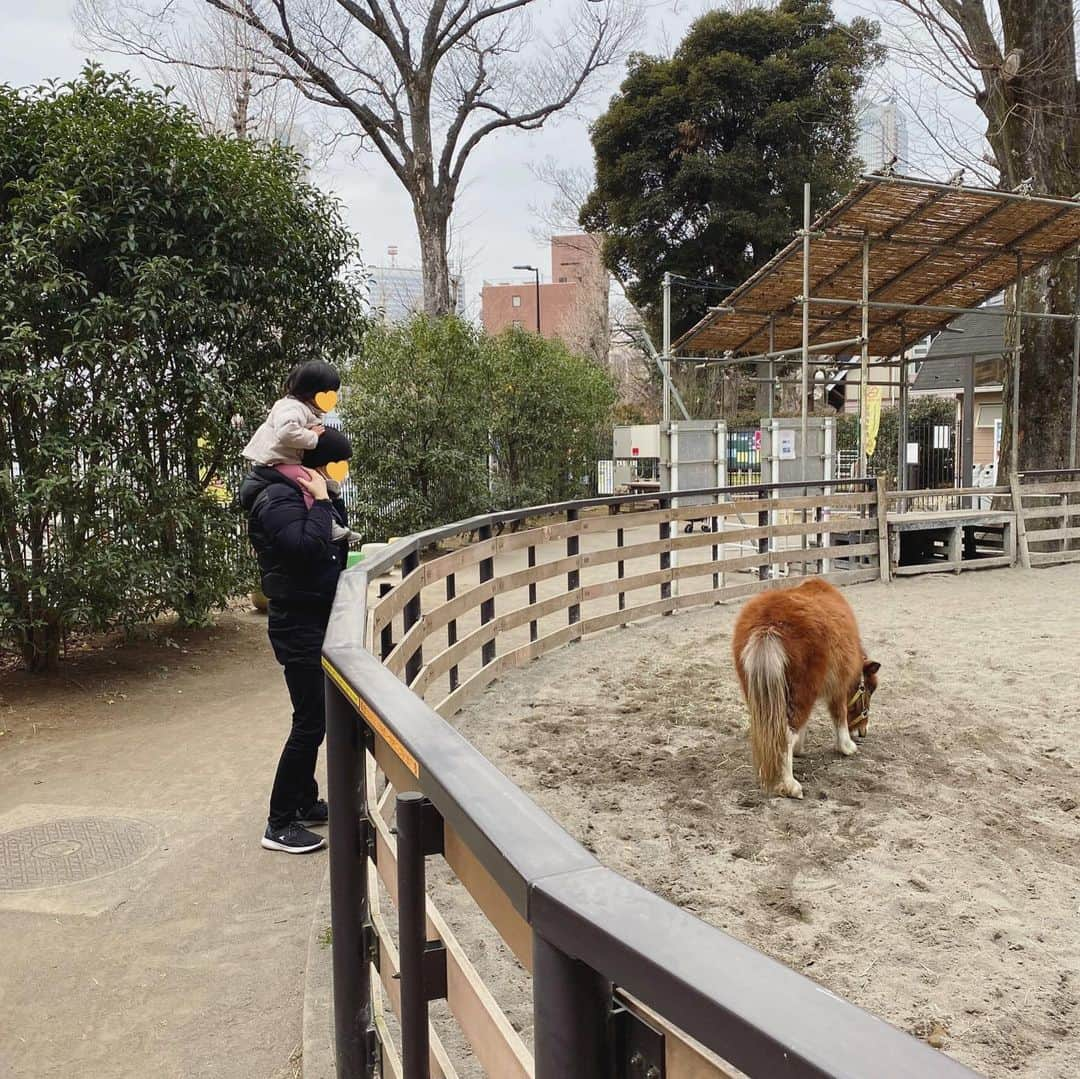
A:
912 306 1005 393
674 174 1080 360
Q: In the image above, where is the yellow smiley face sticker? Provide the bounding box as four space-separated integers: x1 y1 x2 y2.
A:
326 460 349 483
314 390 338 413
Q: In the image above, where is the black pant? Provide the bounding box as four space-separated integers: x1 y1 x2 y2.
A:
268 663 325 829
267 602 331 830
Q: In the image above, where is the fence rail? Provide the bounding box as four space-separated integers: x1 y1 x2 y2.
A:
322 478 983 1079
1012 469 1080 569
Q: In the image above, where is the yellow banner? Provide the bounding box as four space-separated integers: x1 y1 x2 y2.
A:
865 386 882 457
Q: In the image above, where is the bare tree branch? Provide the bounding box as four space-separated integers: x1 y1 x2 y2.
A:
78 0 641 314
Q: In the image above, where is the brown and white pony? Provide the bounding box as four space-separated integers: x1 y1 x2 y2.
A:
732 578 880 799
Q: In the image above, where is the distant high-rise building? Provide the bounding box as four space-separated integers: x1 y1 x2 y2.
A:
856 98 909 173
368 257 463 322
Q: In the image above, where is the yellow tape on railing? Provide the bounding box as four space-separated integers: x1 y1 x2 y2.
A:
323 658 421 778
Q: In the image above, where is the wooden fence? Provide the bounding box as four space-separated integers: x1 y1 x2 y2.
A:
1011 469 1080 569
371 485 881 716
879 469 1080 578
322 479 980 1079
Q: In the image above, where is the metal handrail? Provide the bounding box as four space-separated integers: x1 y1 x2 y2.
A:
324 480 980 1078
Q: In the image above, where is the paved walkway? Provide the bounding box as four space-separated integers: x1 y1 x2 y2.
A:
0 625 323 1079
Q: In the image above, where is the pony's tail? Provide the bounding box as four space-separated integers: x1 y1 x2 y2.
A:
741 627 789 789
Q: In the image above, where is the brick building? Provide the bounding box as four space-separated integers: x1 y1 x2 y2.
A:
480 234 609 361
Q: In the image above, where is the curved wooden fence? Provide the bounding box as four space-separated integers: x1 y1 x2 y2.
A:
321 479 979 1079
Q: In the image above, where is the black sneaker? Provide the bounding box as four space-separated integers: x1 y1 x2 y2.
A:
261 822 326 854
297 799 329 827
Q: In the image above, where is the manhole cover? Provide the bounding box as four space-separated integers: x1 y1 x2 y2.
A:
0 817 157 891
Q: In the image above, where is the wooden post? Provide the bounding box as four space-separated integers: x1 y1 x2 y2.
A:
379 582 395 661
961 354 975 508
876 476 891 583
858 231 870 479
616 525 626 626
533 932 610 1079
948 525 962 574
402 550 423 685
478 524 495 665
659 494 673 610
326 680 376 1079
567 508 581 626
1010 473 1031 569
756 488 770 581
446 573 459 693
527 545 539 643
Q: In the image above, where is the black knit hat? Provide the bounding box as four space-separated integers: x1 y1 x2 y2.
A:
302 427 352 468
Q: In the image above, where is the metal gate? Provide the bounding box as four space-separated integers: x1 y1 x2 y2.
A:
899 419 958 490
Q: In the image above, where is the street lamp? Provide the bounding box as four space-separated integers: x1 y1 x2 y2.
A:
512 264 541 333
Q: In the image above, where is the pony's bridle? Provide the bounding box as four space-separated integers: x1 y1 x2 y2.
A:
849 677 869 725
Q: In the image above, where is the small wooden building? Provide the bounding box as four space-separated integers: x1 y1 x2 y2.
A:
910 306 1005 485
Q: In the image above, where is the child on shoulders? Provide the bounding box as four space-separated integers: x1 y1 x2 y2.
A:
244 360 360 546
243 360 340 467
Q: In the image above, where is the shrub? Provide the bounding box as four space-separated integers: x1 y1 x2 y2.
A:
0 68 366 669
485 329 616 510
340 320 617 536
340 316 491 538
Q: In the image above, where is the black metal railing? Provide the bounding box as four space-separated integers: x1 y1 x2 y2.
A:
322 479 981 1079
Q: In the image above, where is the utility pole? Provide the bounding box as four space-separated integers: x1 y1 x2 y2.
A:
662 271 672 424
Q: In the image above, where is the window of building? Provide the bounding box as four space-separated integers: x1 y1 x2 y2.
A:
558 276 568 283
512 319 523 329
512 294 521 307
977 403 1003 427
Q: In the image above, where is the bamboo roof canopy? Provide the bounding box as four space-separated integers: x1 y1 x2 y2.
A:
674 173 1080 360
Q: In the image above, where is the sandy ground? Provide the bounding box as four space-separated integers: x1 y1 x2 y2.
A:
446 564 1080 1078
0 609 322 1079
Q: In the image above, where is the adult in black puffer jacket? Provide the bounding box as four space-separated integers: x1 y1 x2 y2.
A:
238 427 353 854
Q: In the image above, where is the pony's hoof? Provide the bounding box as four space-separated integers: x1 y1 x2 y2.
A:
839 741 858 757
778 778 804 799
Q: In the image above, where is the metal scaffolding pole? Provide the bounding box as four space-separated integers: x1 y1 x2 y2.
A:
1012 252 1023 479
636 322 690 419
662 271 672 424
905 347 1017 363
801 182 811 483
861 171 1080 211
858 232 871 477
767 318 775 420
803 295 1078 322
897 325 907 493
686 336 863 367
1071 247 1080 470
748 377 903 387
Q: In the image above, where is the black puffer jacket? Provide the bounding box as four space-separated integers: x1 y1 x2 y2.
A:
238 466 349 611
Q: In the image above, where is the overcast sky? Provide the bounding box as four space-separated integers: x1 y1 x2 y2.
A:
3 1 986 318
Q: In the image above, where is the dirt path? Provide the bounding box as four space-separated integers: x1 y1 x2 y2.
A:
450 565 1080 1078
0 609 323 1079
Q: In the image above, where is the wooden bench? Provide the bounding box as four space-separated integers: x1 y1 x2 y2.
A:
886 509 1016 575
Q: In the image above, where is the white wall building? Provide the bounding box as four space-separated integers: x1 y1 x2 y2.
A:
368 264 464 322
857 98 909 173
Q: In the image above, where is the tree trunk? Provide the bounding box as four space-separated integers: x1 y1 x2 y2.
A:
998 259 1080 483
415 201 453 316
980 0 1080 480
